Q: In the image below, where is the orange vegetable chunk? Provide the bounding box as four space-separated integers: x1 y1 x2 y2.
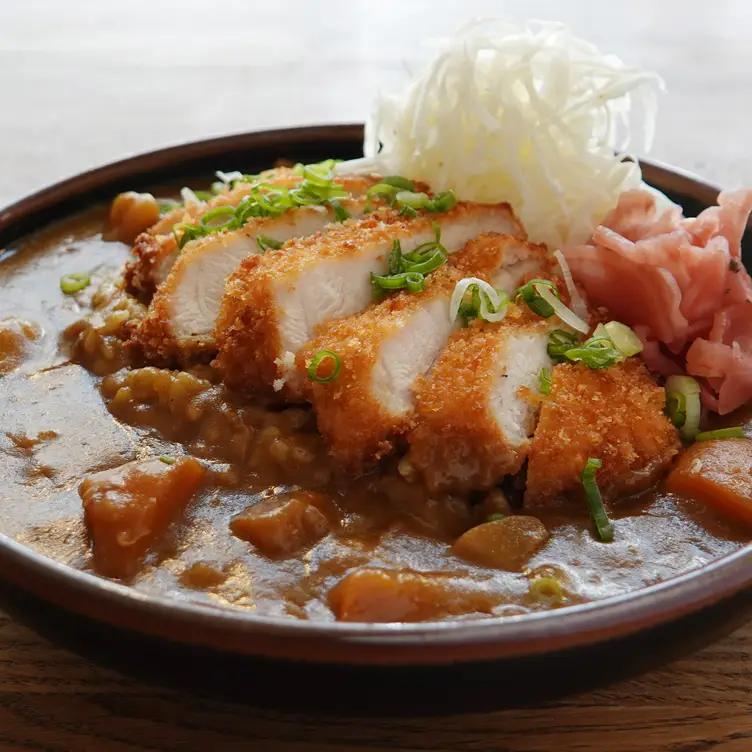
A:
80 456 206 578
230 491 332 558
666 438 752 527
328 567 500 623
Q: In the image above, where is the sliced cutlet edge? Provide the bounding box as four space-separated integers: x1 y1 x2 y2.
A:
127 198 370 366
524 359 680 507
296 235 547 473
215 202 526 398
406 298 559 494
124 172 383 300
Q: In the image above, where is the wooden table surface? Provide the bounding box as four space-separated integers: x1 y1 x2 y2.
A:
1 1 751 749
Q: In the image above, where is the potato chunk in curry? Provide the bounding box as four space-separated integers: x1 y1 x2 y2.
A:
80 456 205 578
230 491 333 558
328 567 503 623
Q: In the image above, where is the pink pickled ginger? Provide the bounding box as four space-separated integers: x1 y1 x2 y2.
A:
563 188 752 414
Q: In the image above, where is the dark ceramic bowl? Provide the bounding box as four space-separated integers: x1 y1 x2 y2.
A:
0 125 750 716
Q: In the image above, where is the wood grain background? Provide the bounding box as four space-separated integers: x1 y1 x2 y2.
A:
1 1 751 749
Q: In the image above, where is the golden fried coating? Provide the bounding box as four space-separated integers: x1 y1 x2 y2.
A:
407 303 554 493
215 202 524 397
525 358 681 506
298 234 530 473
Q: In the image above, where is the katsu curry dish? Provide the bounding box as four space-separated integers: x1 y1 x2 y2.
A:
1 19 750 623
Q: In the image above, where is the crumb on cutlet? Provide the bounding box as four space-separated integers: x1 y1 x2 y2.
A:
525 358 680 506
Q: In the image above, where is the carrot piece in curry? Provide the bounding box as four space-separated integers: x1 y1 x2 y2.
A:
666 438 752 527
80 456 206 579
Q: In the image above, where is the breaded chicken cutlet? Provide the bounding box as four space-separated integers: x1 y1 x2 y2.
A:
406 302 556 494
298 234 550 474
124 170 381 300
215 202 525 398
524 358 681 506
128 197 372 365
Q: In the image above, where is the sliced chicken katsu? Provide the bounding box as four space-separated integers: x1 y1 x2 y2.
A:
124 171 381 300
129 198 371 364
406 304 556 493
215 202 525 397
525 359 681 506
297 235 549 473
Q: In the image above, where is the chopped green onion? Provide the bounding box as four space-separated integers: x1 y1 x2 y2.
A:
330 200 350 222
60 271 91 295
382 176 416 191
604 321 643 357
256 235 283 252
515 279 560 317
562 335 622 369
426 190 457 213
307 350 341 383
199 206 237 230
546 329 578 360
694 425 747 441
398 205 418 218
371 271 426 293
580 458 614 543
486 512 506 522
159 456 176 465
402 248 447 275
395 190 429 209
388 239 404 275
367 183 400 200
539 367 552 395
193 190 213 202
528 577 564 605
665 375 701 440
451 278 509 324
665 391 687 429
211 181 225 195
172 166 351 246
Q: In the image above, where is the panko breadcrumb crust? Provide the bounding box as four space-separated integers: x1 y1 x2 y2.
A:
525 358 681 506
298 233 536 473
214 202 524 397
407 303 554 493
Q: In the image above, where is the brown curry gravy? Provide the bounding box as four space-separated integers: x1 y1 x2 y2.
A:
0 211 748 623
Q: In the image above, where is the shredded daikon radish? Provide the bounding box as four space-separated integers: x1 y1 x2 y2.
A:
180 187 202 206
553 249 588 319
337 18 663 247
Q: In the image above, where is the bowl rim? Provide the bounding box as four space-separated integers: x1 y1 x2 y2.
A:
0 124 750 665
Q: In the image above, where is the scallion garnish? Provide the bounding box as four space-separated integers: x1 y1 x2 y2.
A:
426 190 457 213
159 456 176 465
665 375 702 440
539 367 552 395
170 166 351 248
450 278 509 324
561 335 622 369
330 200 350 222
371 271 426 293
388 239 404 275
395 190 430 209
60 271 91 295
580 458 614 542
256 235 284 252
382 175 416 191
307 350 341 383
515 278 560 317
199 206 237 230
193 190 213 202
694 425 747 442
547 329 578 361
486 513 506 522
